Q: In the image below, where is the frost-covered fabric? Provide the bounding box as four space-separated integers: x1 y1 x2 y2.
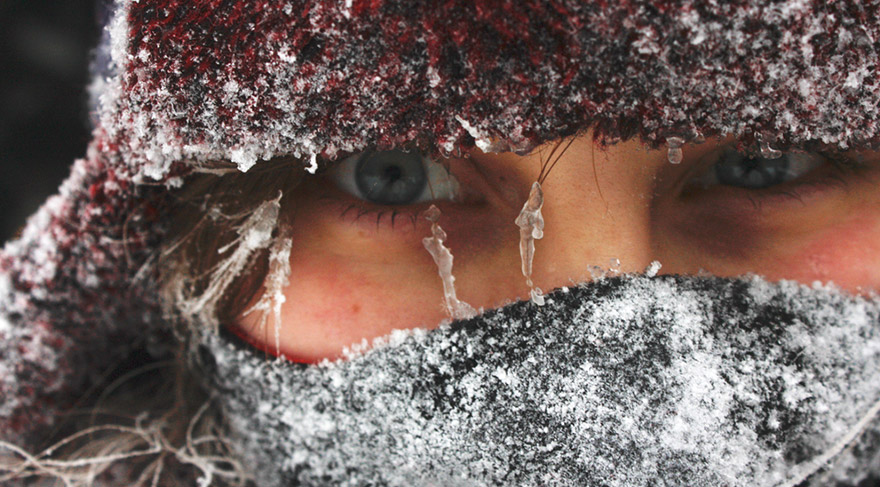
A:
102 0 880 177
0 146 165 447
203 275 880 487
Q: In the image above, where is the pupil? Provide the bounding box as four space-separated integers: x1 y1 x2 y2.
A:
384 165 403 182
355 150 427 204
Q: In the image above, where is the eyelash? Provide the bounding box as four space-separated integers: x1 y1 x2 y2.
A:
334 202 422 230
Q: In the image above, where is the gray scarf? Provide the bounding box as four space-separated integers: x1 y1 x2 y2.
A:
198 275 880 486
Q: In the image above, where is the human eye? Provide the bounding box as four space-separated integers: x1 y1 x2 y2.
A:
308 148 501 235
678 145 876 211
689 149 825 190
329 149 461 206
655 141 880 279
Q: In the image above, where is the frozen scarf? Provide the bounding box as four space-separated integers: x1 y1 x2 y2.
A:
202 275 880 487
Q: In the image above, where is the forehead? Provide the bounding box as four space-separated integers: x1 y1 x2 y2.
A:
104 0 880 180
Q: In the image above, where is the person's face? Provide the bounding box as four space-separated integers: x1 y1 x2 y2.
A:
237 135 880 362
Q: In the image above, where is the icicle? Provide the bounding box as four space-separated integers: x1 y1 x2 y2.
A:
422 205 476 320
515 182 545 306
511 135 538 156
455 116 507 153
666 137 684 164
243 226 293 359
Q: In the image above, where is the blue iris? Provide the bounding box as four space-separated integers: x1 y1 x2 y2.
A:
355 150 428 205
714 150 793 189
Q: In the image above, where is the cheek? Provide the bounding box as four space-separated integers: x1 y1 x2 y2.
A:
780 213 880 292
249 241 450 362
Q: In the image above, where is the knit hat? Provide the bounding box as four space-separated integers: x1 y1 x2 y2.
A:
2 0 879 462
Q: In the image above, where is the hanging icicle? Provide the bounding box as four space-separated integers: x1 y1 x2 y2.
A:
422 205 476 320
516 181 546 306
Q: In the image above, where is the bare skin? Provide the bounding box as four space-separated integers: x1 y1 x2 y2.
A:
238 136 880 362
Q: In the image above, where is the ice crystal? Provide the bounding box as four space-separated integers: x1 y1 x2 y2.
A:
666 137 684 164
645 260 662 278
608 258 622 275
760 141 783 159
305 153 319 174
243 227 293 358
422 205 476 320
515 182 545 306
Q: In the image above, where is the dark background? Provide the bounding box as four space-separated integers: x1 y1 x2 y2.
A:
1 0 101 244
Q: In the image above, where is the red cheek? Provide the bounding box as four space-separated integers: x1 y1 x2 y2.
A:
785 214 880 292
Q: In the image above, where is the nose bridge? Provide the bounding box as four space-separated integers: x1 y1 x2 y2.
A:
533 143 659 286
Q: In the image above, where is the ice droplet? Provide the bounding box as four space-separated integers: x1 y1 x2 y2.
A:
515 182 545 306
666 137 684 164
530 287 545 306
608 258 622 275
422 205 476 320
645 260 663 278
760 141 782 159
588 265 606 280
423 204 441 223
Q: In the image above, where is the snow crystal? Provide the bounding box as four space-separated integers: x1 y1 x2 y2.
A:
645 260 662 278
421 205 476 320
165 176 184 188
427 66 441 88
515 182 545 306
223 80 240 94
305 153 318 174
204 275 880 487
0 310 10 337
229 147 259 173
106 0 128 82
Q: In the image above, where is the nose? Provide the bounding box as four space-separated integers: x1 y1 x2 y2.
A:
526 139 662 293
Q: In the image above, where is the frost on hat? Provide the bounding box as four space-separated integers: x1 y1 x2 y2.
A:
2 0 880 453
108 0 880 177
